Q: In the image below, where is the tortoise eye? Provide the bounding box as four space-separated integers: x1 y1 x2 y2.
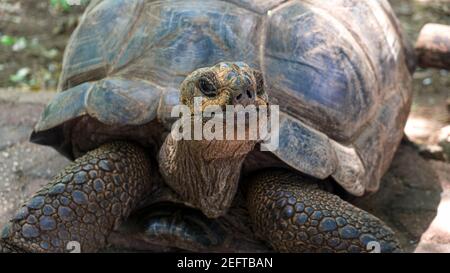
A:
198 77 217 97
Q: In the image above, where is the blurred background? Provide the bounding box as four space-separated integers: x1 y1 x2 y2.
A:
0 0 449 252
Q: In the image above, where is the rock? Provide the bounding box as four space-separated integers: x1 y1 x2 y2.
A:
437 126 450 143
415 161 450 253
436 126 450 161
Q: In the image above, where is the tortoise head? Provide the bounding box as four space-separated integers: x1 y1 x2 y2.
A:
180 62 268 113
159 62 270 218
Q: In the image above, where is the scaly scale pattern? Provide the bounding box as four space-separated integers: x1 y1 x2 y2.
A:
246 170 400 253
0 142 153 253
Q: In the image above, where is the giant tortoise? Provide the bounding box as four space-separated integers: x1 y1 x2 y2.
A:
0 0 446 253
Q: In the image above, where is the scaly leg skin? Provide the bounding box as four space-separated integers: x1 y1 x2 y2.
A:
246 169 401 253
0 141 154 253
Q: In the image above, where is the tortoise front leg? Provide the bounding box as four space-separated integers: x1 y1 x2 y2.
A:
0 141 155 253
245 169 401 253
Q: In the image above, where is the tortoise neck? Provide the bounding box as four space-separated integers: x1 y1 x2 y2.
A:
158 133 256 218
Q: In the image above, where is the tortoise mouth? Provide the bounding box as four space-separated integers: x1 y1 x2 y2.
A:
178 106 269 142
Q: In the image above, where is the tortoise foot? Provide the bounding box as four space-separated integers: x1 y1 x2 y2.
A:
0 141 154 253
246 169 401 253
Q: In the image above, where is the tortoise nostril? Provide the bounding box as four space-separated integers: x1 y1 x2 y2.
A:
236 94 243 101
246 90 253 99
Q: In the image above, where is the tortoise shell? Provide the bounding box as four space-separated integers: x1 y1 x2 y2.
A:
31 0 414 196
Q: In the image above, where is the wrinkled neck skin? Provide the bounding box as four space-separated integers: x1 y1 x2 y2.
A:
158 132 257 218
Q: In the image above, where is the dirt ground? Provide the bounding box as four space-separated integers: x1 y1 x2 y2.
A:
0 0 449 252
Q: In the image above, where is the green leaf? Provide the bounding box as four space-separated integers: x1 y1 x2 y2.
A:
50 0 59 8
1 35 15 46
60 0 71 11
49 0 71 12
10 68 31 83
42 48 59 59
12 37 27 51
